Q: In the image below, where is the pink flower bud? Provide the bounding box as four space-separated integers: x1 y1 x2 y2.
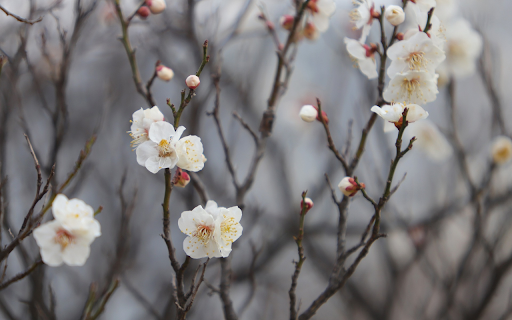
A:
173 169 191 188
186 75 200 89
156 65 174 81
338 177 365 197
300 197 314 213
137 6 150 18
279 15 294 30
396 32 404 41
146 0 166 14
313 106 329 124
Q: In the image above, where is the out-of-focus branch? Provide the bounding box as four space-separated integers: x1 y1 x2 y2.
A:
0 5 42 25
316 99 349 172
0 260 43 291
289 191 308 320
82 279 120 320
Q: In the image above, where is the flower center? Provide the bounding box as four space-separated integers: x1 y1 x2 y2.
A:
193 225 213 244
54 229 75 250
349 8 361 22
406 51 427 71
496 147 511 160
400 77 422 100
158 139 176 158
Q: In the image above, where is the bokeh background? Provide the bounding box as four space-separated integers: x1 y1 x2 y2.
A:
1 0 512 319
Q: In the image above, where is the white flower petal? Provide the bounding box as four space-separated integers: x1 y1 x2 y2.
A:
149 121 175 143
136 141 159 166
62 242 90 266
145 155 177 174
176 136 205 172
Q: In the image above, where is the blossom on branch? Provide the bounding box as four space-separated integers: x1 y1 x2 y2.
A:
371 103 428 128
345 38 378 79
186 75 200 89
300 105 318 122
350 0 377 42
386 32 445 77
338 177 365 197
442 18 482 78
156 64 174 81
146 0 166 14
383 71 439 104
129 106 165 149
178 201 243 259
33 194 101 267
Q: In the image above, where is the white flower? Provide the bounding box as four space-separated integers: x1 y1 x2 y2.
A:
371 103 428 126
384 5 405 26
146 0 165 14
409 14 445 48
443 18 482 78
338 177 364 197
129 106 165 149
186 75 200 89
33 195 101 267
345 38 378 79
383 71 439 105
300 105 318 122
491 136 512 165
176 135 205 172
407 120 452 161
156 65 174 81
349 0 375 43
387 32 445 77
306 0 336 33
178 201 242 259
136 122 185 173
303 22 320 41
213 204 243 257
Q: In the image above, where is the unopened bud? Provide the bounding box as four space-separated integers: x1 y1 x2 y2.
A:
279 15 294 30
313 106 329 124
303 22 319 40
185 75 200 89
300 197 314 213
299 105 318 122
338 177 365 197
137 6 150 18
491 136 512 165
146 0 166 14
266 21 275 30
371 6 380 19
384 5 405 26
156 64 174 81
396 32 404 41
173 169 191 188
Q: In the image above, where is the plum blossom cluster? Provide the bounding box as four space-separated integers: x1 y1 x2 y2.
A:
178 201 243 259
278 0 336 41
33 194 101 267
129 106 206 174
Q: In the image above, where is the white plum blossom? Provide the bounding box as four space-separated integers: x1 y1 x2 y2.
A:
33 194 101 267
178 201 243 259
371 103 428 127
383 71 439 105
212 203 243 257
186 75 200 89
349 0 376 42
410 14 445 48
387 32 445 77
491 136 512 165
300 105 318 122
305 0 336 33
442 18 482 78
407 120 452 161
176 135 205 172
384 5 405 26
129 106 165 149
345 38 378 79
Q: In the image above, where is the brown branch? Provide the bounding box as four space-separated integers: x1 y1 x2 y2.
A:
0 5 42 25
0 260 43 291
316 99 349 172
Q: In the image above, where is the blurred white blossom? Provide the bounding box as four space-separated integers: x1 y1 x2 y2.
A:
371 103 428 127
345 38 378 79
384 5 405 26
350 0 376 42
442 18 482 78
306 0 336 33
407 120 452 161
491 136 512 165
33 194 101 267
